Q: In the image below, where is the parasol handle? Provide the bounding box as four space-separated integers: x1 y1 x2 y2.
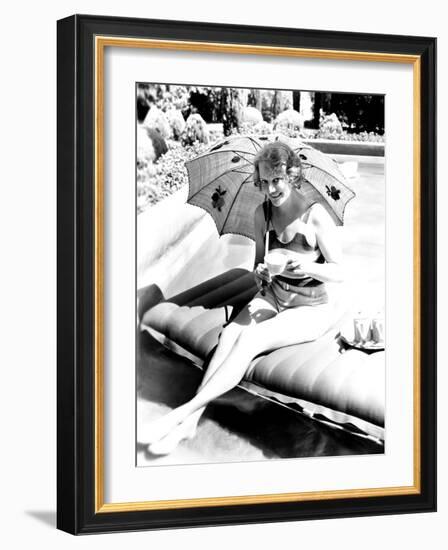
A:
264 226 270 259
261 225 270 296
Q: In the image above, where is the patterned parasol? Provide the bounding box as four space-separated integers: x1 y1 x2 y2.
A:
185 134 355 241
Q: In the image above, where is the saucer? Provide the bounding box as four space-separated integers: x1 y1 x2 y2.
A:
340 334 385 352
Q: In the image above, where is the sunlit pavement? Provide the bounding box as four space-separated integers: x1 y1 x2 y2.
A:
137 156 385 466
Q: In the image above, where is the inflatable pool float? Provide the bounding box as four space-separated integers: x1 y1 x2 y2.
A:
139 268 385 445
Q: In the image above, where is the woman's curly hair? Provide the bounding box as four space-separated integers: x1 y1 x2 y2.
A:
253 142 302 190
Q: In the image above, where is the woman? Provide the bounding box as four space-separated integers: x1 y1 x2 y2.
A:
142 142 345 455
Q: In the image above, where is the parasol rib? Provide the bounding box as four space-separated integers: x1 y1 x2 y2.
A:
248 135 266 151
220 172 254 235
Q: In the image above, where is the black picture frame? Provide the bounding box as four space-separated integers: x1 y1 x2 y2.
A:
57 14 436 535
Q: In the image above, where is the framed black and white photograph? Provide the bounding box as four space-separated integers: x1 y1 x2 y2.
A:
57 14 436 534
136 82 385 467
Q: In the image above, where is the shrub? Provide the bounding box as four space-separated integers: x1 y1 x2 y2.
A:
318 112 343 135
238 120 273 136
313 128 385 142
166 109 186 140
137 140 209 213
137 125 156 165
142 105 172 139
273 108 304 134
181 113 210 146
240 106 263 125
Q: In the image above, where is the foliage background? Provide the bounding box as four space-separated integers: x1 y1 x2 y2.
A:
137 84 385 212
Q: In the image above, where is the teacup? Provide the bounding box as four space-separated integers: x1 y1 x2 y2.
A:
265 251 288 275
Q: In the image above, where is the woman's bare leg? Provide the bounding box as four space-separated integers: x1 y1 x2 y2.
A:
145 301 332 453
146 323 266 454
140 297 277 450
148 324 247 448
172 299 279 432
146 327 264 452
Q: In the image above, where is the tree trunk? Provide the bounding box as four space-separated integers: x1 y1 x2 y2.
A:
252 89 262 110
293 91 301 112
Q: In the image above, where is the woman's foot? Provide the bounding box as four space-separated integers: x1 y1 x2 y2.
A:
139 406 189 446
147 418 198 456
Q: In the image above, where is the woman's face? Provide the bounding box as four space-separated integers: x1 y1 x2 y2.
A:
258 161 292 207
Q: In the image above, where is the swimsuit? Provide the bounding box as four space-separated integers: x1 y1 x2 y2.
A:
261 200 328 311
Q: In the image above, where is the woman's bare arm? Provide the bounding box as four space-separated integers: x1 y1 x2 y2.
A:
287 203 345 283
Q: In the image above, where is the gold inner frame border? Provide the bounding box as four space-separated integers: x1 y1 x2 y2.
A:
94 35 421 513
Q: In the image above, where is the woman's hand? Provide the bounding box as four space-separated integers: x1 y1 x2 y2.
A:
285 259 309 278
254 263 272 291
